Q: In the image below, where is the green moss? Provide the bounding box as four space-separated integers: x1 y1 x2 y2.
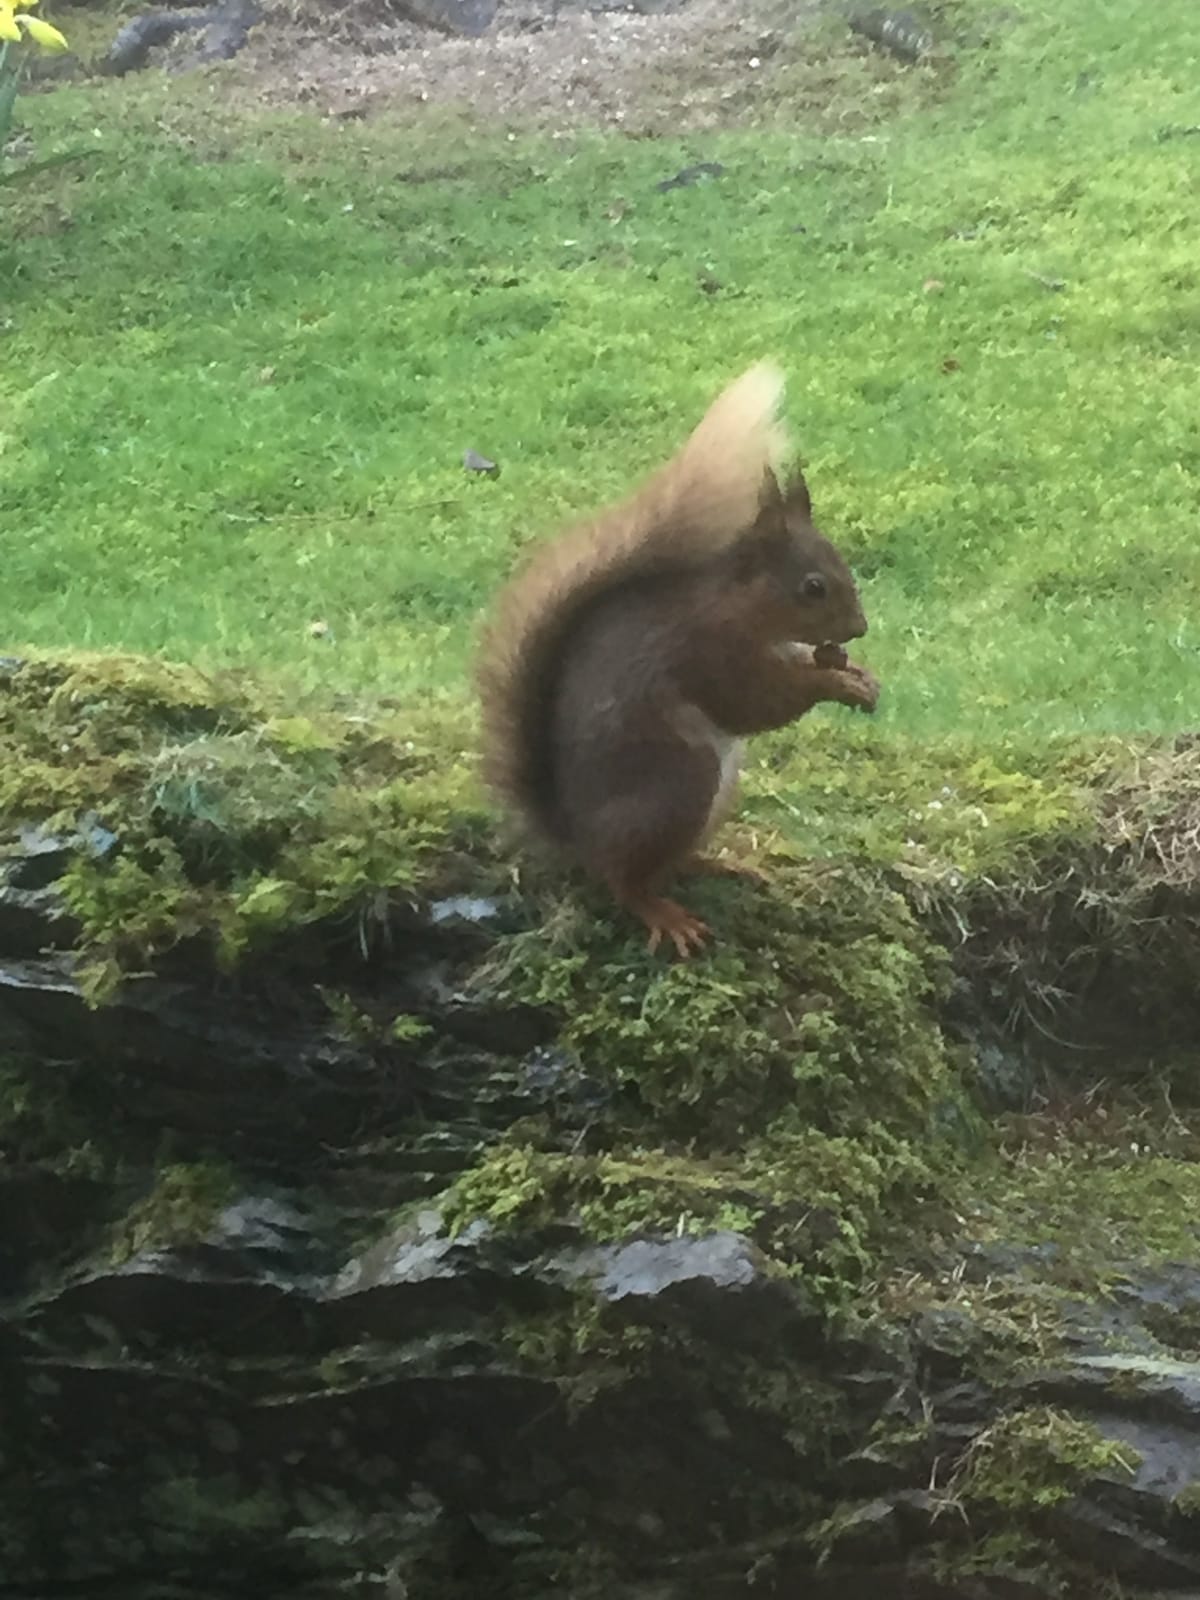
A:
950 1406 1139 1513
0 650 492 1000
966 1139 1200 1288
60 845 211 1000
141 1473 290 1551
1173 1480 1200 1517
444 1136 917 1278
445 851 975 1299
747 726 1095 881
444 1145 751 1240
496 1286 850 1502
499 1296 658 1400
474 862 958 1143
317 989 434 1050
109 1160 239 1264
878 1270 1089 1391
443 1123 947 1303
927 1528 1090 1598
735 1360 850 1464
143 730 339 881
0 1045 108 1178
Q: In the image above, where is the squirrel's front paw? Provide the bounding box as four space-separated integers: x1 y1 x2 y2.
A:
838 664 881 714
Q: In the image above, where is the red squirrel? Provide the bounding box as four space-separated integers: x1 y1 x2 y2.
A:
475 362 879 958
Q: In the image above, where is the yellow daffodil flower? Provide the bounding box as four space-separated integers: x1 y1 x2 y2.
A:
19 13 67 49
0 0 68 51
1 0 68 153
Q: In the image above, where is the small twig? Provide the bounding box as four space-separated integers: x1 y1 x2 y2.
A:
1022 268 1067 292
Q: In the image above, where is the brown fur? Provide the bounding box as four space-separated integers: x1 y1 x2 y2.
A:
474 362 879 954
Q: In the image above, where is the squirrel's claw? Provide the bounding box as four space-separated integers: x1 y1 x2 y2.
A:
637 897 711 960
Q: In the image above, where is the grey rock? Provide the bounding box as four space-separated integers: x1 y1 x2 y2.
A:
0 884 79 956
429 894 501 926
849 8 935 62
104 8 210 74
4 795 1200 1594
1051 1499 1200 1586
837 1442 922 1495
332 1210 494 1296
566 1 692 13
551 1229 822 1350
396 0 498 37
822 1498 903 1561
1055 1353 1200 1423
588 1230 763 1297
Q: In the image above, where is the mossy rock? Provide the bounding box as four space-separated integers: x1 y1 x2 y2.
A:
0 650 493 1000
7 650 1200 1595
5 647 1200 1297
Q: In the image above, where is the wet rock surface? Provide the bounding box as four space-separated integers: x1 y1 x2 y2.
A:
394 0 499 35
4 856 1200 1600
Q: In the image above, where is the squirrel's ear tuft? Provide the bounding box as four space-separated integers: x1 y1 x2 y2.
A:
754 466 789 537
731 468 788 573
731 463 817 574
758 464 784 511
783 465 813 522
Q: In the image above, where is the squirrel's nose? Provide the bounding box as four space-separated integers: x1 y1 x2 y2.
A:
848 612 868 640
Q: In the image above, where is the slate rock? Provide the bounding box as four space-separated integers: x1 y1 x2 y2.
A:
396 0 498 36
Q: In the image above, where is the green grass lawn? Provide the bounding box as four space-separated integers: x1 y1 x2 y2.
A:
3 0 1200 742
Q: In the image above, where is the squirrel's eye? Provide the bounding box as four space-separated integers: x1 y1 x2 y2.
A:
802 574 827 600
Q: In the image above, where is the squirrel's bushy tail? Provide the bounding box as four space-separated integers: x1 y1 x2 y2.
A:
475 361 788 843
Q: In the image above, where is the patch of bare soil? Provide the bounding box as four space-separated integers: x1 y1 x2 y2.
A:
219 0 847 135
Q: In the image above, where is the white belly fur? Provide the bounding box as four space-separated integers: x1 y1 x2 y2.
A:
672 702 744 840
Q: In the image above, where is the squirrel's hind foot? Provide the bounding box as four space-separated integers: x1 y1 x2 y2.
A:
631 896 711 960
